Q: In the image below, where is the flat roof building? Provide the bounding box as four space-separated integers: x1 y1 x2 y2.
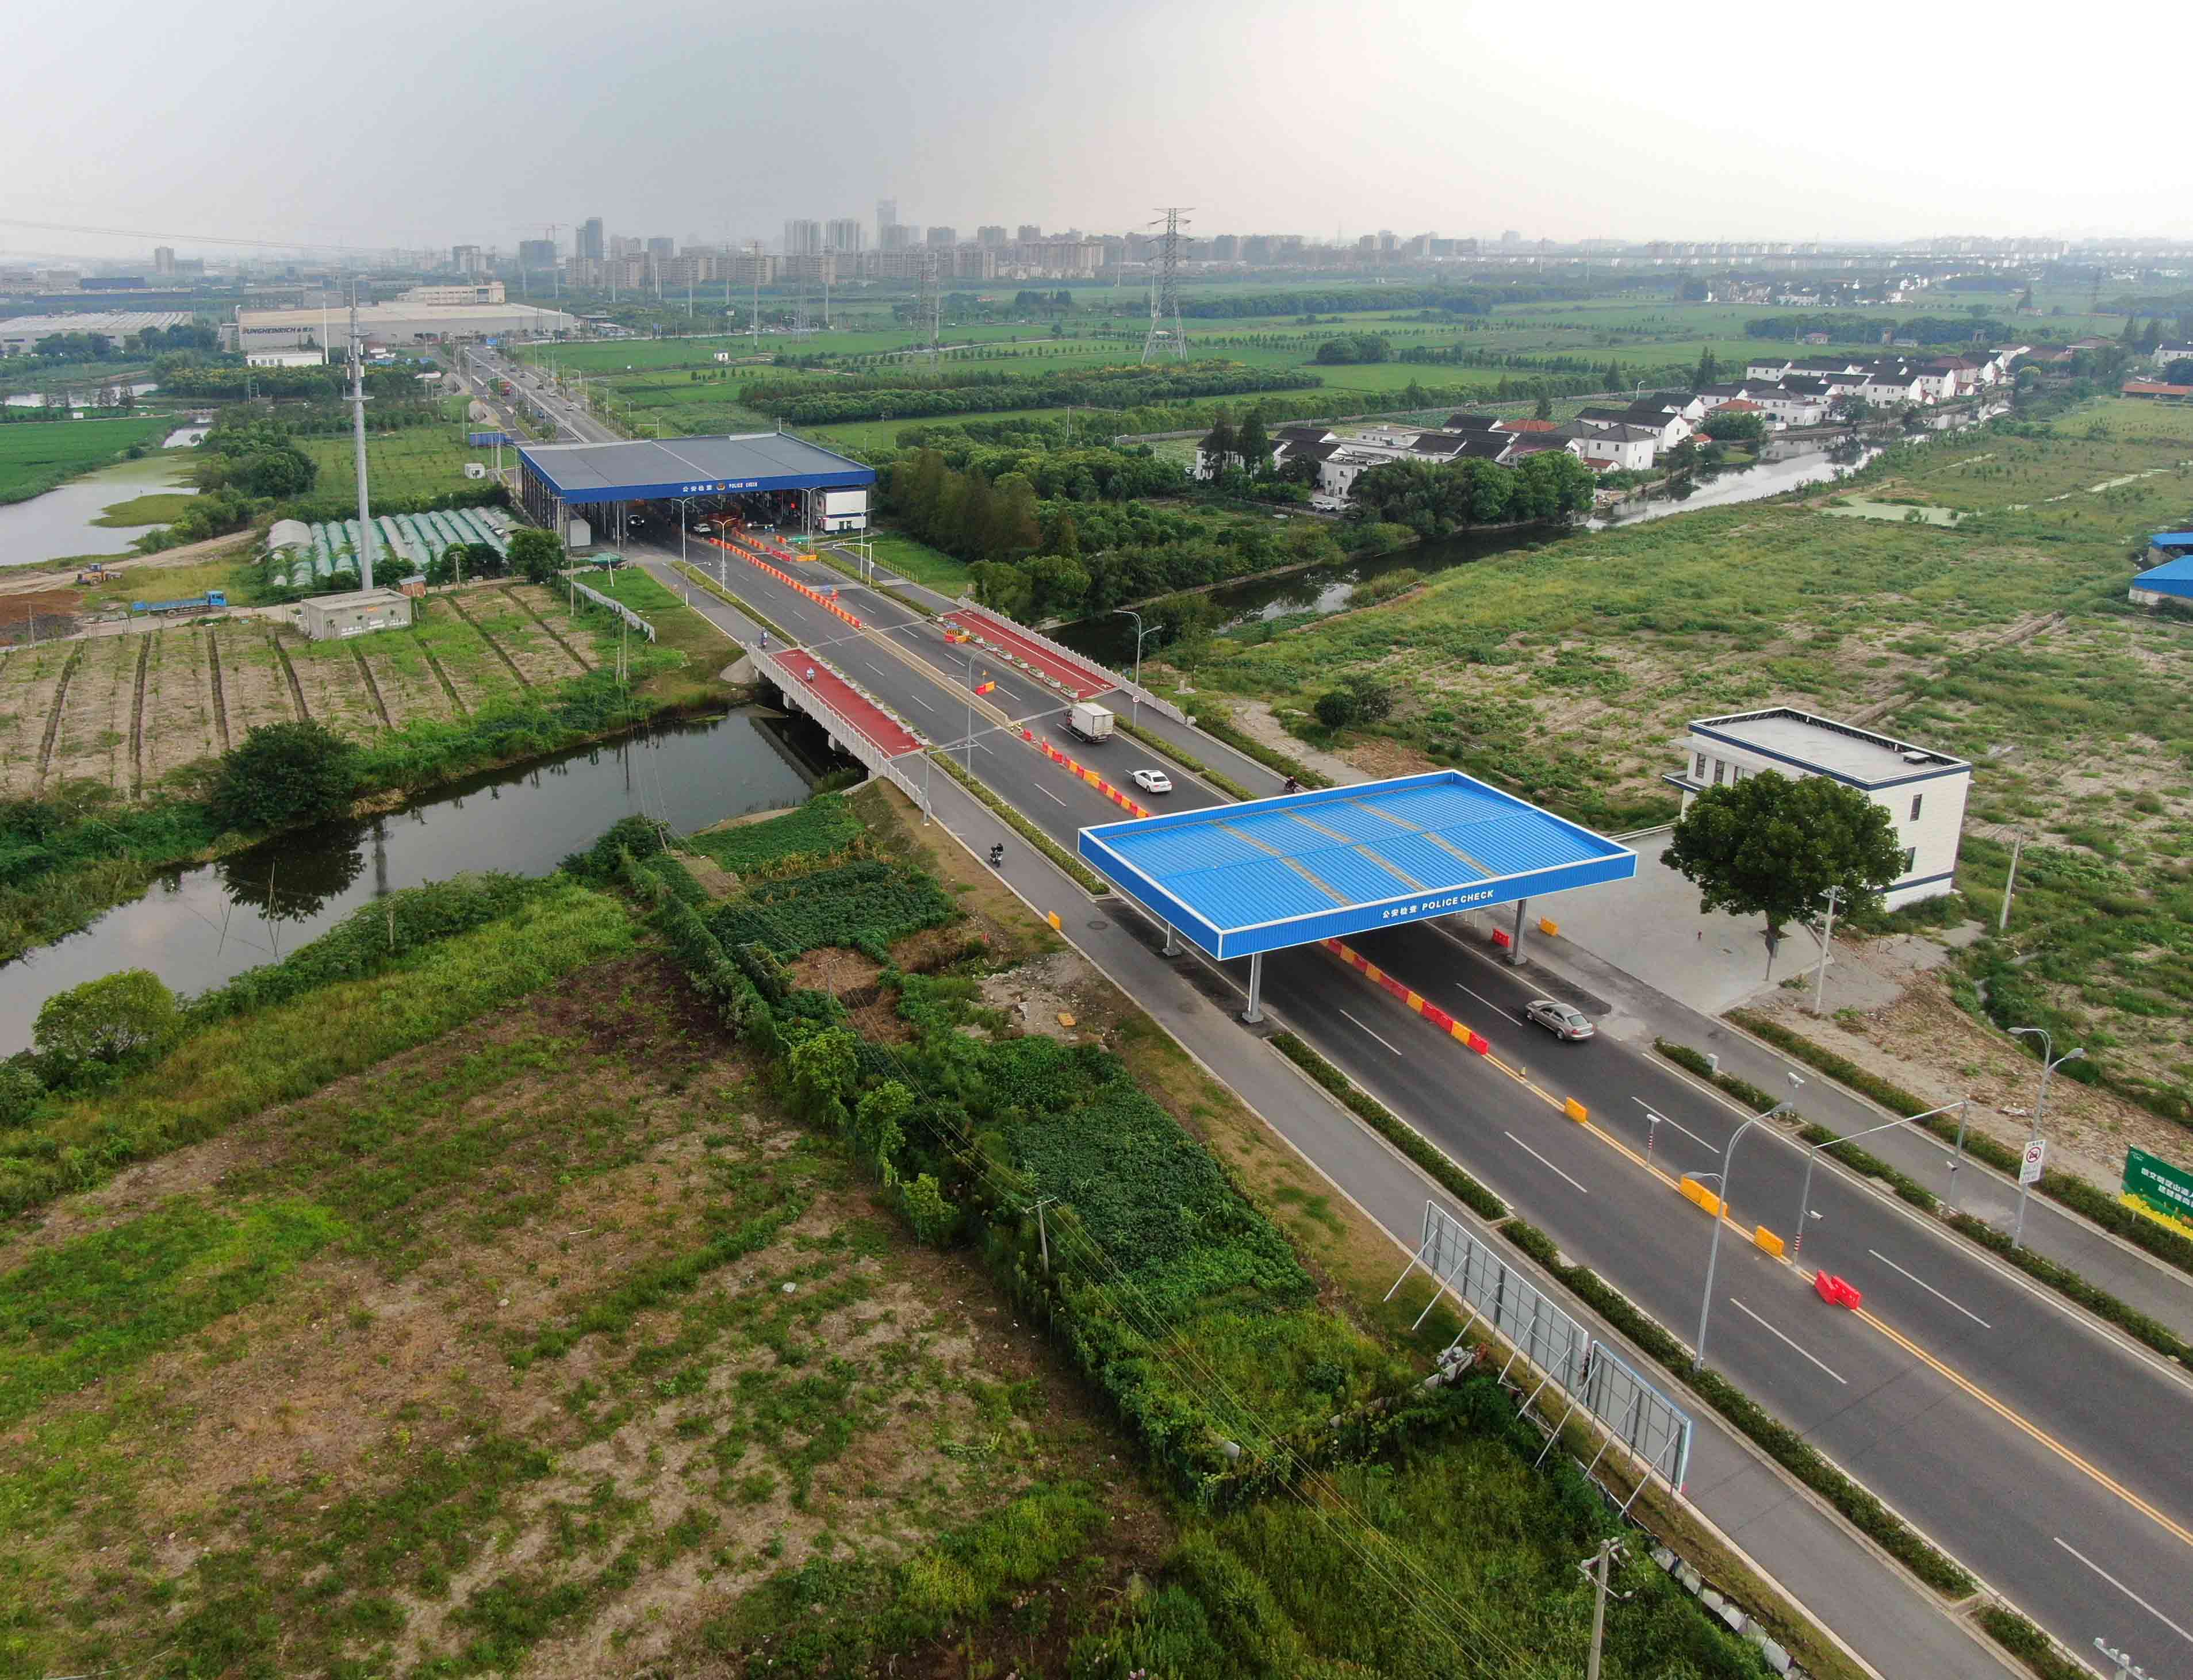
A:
0 310 193 354
1668 708 1970 907
298 587 412 642
227 300 574 350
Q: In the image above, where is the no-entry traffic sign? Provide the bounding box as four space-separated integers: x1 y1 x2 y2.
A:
2019 1138 2047 1185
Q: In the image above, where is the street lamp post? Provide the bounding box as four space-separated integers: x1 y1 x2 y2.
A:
1113 608 1161 724
1792 1098 1969 1259
1692 1075 1804 1370
2008 1027 2082 1249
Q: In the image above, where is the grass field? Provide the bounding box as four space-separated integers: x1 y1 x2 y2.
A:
0 415 175 504
1182 394 2193 1129
293 425 492 507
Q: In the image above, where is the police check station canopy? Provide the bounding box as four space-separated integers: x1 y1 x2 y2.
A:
1077 770 1635 960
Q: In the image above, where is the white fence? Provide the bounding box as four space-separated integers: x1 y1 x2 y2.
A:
1390 1200 1693 1497
566 574 657 642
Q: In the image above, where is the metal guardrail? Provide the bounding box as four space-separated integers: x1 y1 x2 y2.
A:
1390 1200 1693 1498
566 575 657 642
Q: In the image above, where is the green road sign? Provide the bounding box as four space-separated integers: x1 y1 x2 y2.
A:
2123 1145 2193 1232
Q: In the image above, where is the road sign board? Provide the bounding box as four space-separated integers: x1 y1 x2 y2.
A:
2019 1138 2047 1185
2123 1145 2193 1230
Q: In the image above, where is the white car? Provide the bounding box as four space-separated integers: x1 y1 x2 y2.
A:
1131 769 1174 795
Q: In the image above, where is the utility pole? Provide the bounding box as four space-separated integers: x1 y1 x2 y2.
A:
1812 884 1845 1017
1033 1196 1056 1274
1577 1539 1630 1680
347 282 377 591
1998 830 2025 931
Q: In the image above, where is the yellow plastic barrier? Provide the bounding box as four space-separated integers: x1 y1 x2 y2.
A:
1563 1097 1589 1123
1679 1176 1724 1218
1538 916 1560 937
1046 911 1061 931
1754 1225 1785 1258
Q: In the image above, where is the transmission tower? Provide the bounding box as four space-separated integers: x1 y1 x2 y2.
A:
917 251 942 363
1141 206 1191 363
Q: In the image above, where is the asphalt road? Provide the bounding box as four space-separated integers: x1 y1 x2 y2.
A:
668 544 2193 1676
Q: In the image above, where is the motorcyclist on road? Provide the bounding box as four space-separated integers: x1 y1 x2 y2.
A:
988 843 1005 866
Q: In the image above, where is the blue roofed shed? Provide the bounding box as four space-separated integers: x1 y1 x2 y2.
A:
1077 770 1636 961
2131 552 2193 607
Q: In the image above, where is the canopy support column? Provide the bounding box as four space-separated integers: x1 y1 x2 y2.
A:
1242 952 1265 1025
1509 897 1530 966
1162 922 1180 957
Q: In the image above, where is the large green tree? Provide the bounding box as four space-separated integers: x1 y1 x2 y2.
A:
1662 772 1906 968
208 719 362 833
509 527 563 585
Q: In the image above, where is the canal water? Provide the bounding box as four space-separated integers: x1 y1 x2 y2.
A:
1055 415 1999 663
0 707 835 1054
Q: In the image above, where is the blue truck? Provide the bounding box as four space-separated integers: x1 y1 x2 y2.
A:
132 590 228 616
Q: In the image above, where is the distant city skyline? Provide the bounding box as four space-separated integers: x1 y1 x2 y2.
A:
5 0 2188 258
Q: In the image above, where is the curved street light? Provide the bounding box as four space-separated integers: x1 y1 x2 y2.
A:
2007 1027 2083 1249
1692 1073 1804 1370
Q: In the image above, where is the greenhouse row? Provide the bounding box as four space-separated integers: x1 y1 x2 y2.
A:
264 507 513 590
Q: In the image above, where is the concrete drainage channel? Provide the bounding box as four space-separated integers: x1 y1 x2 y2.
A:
1653 1543 1799 1675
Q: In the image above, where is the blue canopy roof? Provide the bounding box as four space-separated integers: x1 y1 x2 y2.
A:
517 433 875 506
1078 770 1636 960
2150 531 2193 549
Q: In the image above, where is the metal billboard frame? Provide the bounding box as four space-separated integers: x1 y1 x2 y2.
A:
1388 1200 1694 1499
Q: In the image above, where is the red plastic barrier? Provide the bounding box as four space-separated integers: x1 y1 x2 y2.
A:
1813 1272 1863 1310
1490 927 1512 949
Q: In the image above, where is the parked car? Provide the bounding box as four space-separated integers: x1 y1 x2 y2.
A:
1131 768 1174 795
1521 999 1595 1042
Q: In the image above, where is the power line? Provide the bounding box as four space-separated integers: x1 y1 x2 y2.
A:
0 214 415 260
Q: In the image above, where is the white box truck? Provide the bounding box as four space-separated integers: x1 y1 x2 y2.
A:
1064 702 1115 744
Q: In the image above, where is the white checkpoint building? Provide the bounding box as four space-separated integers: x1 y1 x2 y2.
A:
1667 707 1970 908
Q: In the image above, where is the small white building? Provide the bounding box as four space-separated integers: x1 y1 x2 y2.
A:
1567 422 1658 471
1669 707 1970 908
298 587 413 642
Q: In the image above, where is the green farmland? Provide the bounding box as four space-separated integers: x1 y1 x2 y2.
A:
0 415 175 504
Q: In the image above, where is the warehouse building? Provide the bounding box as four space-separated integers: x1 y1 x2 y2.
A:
0 310 194 354
224 300 575 351
1667 708 1970 907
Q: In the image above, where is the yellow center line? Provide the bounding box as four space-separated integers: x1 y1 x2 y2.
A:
1336 957 2193 1546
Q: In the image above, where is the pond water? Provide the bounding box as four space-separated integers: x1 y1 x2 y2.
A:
0 707 838 1054
0 450 198 564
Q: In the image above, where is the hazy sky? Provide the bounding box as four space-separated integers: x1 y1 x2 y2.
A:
7 0 2190 262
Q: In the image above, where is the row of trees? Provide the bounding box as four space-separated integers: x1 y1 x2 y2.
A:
741 363 1315 425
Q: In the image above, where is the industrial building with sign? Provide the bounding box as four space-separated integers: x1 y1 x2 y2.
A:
1078 770 1635 1019
515 432 877 549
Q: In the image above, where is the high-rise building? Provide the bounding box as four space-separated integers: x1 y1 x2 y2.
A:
1378 230 1398 254
876 198 898 244
517 239 557 274
977 225 1006 248
1500 229 1521 246
880 223 913 252
577 217 605 261
783 219 823 256
825 218 863 253
610 234 642 259
647 236 676 260
1017 224 1041 243
153 246 175 275
926 225 957 248
1211 234 1239 260
451 244 484 276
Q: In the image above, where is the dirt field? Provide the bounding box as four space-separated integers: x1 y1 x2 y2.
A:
0 582 623 801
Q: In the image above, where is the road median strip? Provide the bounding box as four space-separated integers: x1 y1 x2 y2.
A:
1726 1009 2193 1282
